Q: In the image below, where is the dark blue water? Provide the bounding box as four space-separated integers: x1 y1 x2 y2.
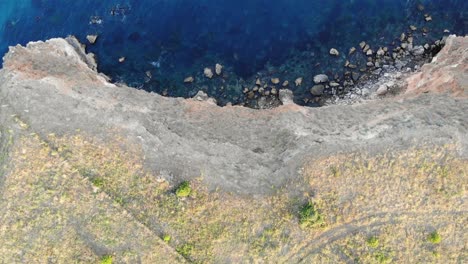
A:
1 0 467 106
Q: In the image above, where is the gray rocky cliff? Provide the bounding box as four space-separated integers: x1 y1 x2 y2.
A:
1 36 467 195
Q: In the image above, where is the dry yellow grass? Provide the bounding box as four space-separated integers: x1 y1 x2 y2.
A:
0 116 466 263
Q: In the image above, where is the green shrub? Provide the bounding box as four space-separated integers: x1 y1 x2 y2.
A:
176 244 193 257
100 255 113 264
428 231 442 244
366 236 379 248
299 201 324 228
175 181 192 197
163 234 171 243
374 252 390 263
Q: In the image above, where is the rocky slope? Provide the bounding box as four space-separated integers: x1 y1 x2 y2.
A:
0 36 466 263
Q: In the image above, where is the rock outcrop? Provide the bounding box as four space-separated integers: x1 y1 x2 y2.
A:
0 36 467 195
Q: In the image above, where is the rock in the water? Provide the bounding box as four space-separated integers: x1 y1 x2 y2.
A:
329 81 340 87
184 76 194 83
204 68 214 79
86 35 98 44
295 77 303 86
410 25 417 31
215 63 223 75
310 85 325 96
271 78 280 84
329 48 340 56
352 72 360 81
349 47 356 55
256 78 262 86
411 46 425 56
313 74 328 84
118 57 126 63
376 48 385 57
282 80 289 87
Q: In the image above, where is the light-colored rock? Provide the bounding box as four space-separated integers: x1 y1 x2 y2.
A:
215 63 223 75
204 68 214 79
278 89 294 105
256 78 262 86
313 74 328 84
329 82 340 87
295 77 303 86
410 25 417 31
349 47 356 55
282 80 289 87
118 57 126 63
366 49 373 56
376 48 385 57
329 48 339 56
86 35 98 44
376 85 388 96
271 78 280 84
184 76 194 83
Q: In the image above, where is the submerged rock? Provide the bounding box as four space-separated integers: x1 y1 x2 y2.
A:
310 84 325 95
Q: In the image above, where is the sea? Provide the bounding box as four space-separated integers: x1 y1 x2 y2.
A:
0 0 466 106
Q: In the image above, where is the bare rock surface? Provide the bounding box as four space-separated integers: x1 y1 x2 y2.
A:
1 36 467 196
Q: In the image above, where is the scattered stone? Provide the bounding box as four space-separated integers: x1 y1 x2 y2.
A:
256 78 262 86
400 33 406 42
410 25 417 31
376 48 385 57
313 74 329 84
366 49 373 56
215 63 223 75
329 82 340 87
329 48 340 56
86 35 98 44
351 72 360 81
424 43 430 50
184 76 194 83
401 43 408 49
282 80 289 87
279 89 294 105
376 85 388 95
359 41 366 49
411 45 425 56
271 78 280 84
310 85 325 96
348 64 357 69
425 15 432 22
444 29 450 33
344 60 350 67
407 37 414 43
349 47 356 55
295 77 303 87
145 71 152 78
367 62 374 67
363 44 370 52
204 68 214 79
247 91 255 99
271 88 278 95
361 88 370 96
118 57 126 63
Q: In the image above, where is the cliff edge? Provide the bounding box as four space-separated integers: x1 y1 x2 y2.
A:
0 36 466 263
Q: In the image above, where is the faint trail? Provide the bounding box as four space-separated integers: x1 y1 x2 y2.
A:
285 209 468 262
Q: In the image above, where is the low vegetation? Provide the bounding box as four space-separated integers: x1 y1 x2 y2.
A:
0 119 465 263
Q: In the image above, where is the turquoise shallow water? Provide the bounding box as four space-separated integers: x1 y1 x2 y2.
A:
0 0 466 105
